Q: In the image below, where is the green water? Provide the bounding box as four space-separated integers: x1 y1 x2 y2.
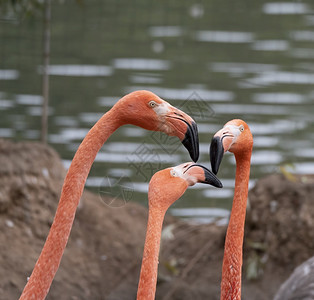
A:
1 0 314 223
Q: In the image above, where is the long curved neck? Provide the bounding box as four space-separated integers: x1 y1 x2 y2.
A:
137 206 166 300
221 152 251 300
20 109 121 300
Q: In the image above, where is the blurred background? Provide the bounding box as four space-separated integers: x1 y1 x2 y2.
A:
1 0 314 224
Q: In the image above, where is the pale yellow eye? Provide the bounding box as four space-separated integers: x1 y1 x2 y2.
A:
148 101 157 108
170 170 177 177
239 125 244 132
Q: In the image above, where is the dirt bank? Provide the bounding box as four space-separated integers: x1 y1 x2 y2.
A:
0 139 313 300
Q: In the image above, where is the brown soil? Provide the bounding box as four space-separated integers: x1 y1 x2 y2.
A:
0 139 313 300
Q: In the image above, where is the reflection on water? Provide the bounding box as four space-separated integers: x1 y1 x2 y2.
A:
170 207 230 225
125 86 234 101
210 62 279 74
251 151 283 165
98 97 120 107
249 120 307 135
16 94 43 105
57 128 89 141
1 0 314 224
249 71 314 85
0 99 14 109
291 31 314 41
292 162 314 174
42 65 113 77
253 93 306 104
195 31 254 43
130 74 162 84
251 40 289 51
291 48 314 59
0 70 19 80
0 128 14 137
210 104 292 115
263 2 310 14
28 106 54 116
95 152 181 164
149 26 183 37
113 58 171 70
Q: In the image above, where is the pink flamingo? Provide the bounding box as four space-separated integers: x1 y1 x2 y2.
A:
210 119 253 300
19 90 200 300
137 162 222 300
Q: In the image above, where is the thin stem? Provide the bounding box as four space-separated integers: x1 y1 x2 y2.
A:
41 0 51 144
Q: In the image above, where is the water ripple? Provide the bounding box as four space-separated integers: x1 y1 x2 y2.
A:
263 2 310 15
0 69 19 80
195 30 254 43
170 207 230 217
113 58 171 70
0 128 14 137
250 151 283 165
125 86 234 101
148 26 183 37
97 97 119 107
288 162 314 174
210 62 278 74
211 104 291 115
39 65 113 77
16 94 43 105
95 152 181 164
290 48 314 59
251 40 289 51
170 207 230 225
248 71 314 85
0 100 14 109
129 74 162 84
253 92 306 104
250 120 307 135
290 31 314 41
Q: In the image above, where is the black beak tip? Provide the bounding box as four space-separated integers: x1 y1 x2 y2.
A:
182 121 199 163
210 136 224 175
188 164 223 188
212 164 219 176
205 170 223 188
192 164 223 188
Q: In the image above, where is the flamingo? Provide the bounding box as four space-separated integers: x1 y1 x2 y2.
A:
19 90 200 300
136 162 222 300
274 256 314 300
210 119 253 300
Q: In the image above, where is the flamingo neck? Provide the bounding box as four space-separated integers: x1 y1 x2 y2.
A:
137 206 166 300
19 109 121 300
221 152 251 300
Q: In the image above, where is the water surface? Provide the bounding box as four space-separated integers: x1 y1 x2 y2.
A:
1 0 313 224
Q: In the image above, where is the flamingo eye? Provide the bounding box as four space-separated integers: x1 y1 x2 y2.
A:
239 125 244 132
148 101 157 108
170 170 177 177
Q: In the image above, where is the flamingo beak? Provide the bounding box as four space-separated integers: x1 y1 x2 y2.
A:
182 121 199 163
210 128 234 175
166 110 199 162
184 164 223 188
210 137 224 175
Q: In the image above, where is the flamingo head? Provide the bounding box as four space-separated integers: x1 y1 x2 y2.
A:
210 119 253 174
116 90 199 162
148 162 222 210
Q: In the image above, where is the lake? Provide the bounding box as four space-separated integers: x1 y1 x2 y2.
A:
1 0 313 224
